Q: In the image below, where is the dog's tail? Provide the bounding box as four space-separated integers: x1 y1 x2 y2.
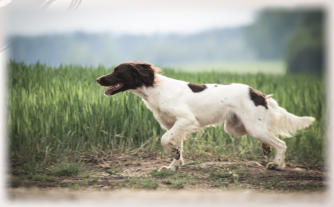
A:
267 97 315 138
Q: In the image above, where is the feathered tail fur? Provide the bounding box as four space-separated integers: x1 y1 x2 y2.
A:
267 97 315 138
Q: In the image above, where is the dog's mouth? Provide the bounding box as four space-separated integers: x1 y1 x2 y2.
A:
104 83 124 96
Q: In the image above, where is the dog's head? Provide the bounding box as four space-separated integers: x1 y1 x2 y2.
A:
96 62 158 96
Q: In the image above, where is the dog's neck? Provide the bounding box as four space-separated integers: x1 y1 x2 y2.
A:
130 74 167 101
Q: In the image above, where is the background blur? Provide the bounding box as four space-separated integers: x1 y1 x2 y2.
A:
4 0 325 74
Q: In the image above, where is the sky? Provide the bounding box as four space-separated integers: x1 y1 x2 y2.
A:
3 0 259 35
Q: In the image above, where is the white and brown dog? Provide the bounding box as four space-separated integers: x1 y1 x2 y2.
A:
97 62 315 170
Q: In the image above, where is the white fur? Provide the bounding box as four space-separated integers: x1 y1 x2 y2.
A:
267 98 315 138
131 74 315 170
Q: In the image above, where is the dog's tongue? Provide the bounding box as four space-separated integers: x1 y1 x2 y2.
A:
104 83 123 96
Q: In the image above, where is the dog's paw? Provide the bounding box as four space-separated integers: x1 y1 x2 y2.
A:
158 166 168 171
159 158 183 171
266 162 279 170
266 162 286 170
158 165 178 171
171 148 181 160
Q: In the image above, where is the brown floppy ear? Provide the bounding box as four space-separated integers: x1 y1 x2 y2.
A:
133 63 155 87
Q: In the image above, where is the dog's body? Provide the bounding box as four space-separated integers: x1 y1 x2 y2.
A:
97 62 315 170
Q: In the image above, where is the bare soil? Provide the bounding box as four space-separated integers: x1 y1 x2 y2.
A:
9 151 327 200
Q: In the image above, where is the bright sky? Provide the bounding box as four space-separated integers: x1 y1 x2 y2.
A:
3 0 259 35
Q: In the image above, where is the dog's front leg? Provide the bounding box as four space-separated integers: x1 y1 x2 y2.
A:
159 119 195 171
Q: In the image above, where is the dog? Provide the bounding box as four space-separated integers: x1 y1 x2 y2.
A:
97 62 315 170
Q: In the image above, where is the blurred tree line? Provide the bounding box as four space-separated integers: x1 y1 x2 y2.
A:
9 8 325 74
246 9 325 73
9 28 254 67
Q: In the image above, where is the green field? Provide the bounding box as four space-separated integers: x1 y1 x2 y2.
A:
9 61 325 177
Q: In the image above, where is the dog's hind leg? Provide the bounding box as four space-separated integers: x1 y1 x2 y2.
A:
159 118 198 171
224 112 273 157
236 109 287 169
251 130 287 169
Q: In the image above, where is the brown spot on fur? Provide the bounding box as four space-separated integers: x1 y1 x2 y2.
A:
262 143 271 156
249 87 268 109
188 83 207 93
125 62 157 87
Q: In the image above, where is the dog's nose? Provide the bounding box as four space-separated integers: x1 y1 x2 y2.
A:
96 78 101 84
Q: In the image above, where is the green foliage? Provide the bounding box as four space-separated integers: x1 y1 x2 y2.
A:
209 170 233 180
246 8 325 73
129 178 159 189
286 10 324 73
28 174 57 182
169 180 185 189
150 169 175 178
246 9 303 60
9 62 325 172
49 162 81 177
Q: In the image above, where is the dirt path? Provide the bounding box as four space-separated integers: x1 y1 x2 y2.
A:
9 152 326 201
9 188 327 205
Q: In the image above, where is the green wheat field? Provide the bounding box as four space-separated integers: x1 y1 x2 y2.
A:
8 61 325 181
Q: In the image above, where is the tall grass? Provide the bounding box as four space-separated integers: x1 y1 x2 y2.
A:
8 62 325 171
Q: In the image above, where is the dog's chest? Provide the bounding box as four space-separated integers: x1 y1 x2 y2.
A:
142 99 176 130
